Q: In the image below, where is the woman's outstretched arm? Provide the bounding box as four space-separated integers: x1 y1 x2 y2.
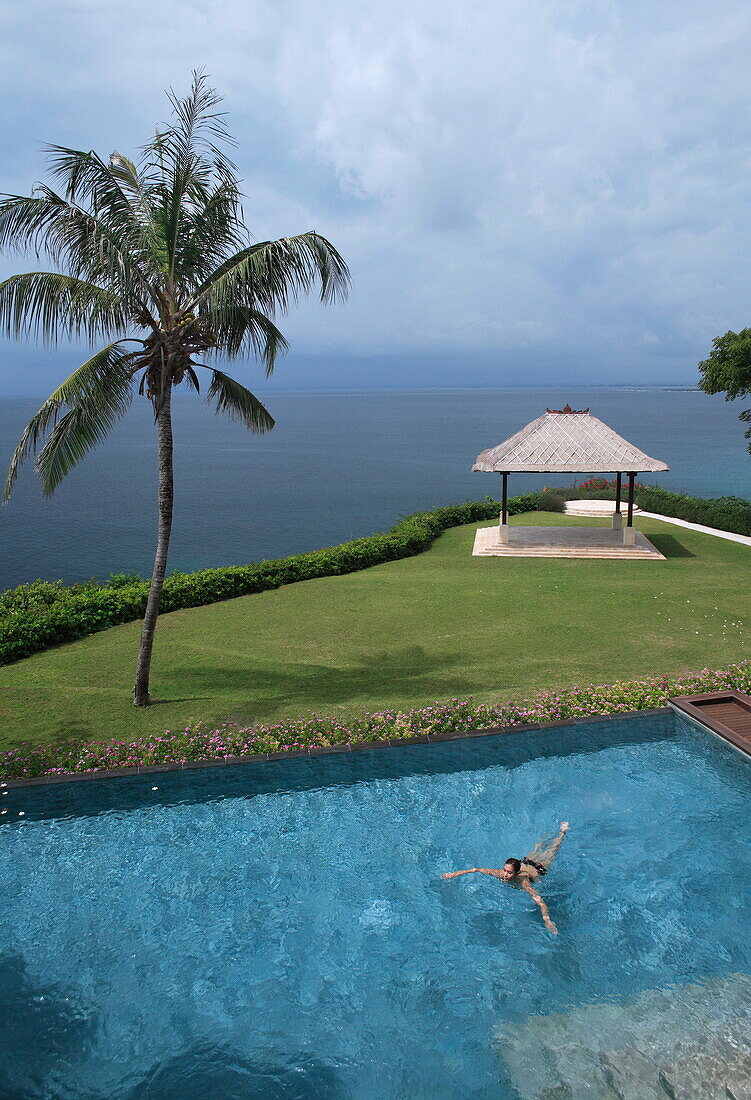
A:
521 880 557 934
442 868 502 879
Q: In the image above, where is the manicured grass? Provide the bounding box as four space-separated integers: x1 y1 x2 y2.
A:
0 512 748 752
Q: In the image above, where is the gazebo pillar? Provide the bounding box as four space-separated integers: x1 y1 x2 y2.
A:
612 473 623 530
498 472 509 544
623 472 636 545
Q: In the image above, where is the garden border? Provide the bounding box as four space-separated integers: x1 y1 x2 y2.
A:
1 705 672 790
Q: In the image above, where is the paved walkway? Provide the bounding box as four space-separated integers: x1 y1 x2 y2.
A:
637 511 751 548
563 498 751 548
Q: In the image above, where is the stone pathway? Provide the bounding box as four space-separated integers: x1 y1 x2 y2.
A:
563 499 751 549
638 511 751 549
495 972 751 1099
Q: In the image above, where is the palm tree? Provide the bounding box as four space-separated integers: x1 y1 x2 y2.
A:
0 73 349 706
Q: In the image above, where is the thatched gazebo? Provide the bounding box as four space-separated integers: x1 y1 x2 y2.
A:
471 405 669 559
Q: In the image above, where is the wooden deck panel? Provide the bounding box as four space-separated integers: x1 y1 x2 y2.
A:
694 702 751 733
670 691 751 757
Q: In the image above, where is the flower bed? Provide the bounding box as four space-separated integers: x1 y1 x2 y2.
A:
2 661 749 781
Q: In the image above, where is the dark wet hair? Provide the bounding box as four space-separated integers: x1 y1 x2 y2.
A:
504 858 521 874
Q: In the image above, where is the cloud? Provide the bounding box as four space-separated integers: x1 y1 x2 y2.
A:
1 0 751 390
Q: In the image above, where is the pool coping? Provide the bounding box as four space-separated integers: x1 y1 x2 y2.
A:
1 706 673 790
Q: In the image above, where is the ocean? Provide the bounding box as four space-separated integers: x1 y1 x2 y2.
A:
0 386 748 590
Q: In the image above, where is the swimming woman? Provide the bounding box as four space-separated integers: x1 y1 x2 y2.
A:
442 822 569 934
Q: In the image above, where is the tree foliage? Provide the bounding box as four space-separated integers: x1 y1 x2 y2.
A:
698 328 751 455
0 72 350 702
0 72 350 500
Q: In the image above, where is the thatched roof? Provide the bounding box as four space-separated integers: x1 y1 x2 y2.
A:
472 407 669 474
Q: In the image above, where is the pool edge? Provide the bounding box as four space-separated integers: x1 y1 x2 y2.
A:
1 706 672 790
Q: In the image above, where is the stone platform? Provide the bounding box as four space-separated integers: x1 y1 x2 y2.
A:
472 525 665 559
564 497 642 517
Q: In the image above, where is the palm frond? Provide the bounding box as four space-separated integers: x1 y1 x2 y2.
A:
35 394 129 495
38 151 171 297
139 72 240 286
106 150 168 272
0 191 70 256
158 70 237 180
206 369 274 433
183 363 201 392
3 342 136 500
201 302 288 373
189 232 351 316
0 272 127 344
172 179 244 289
107 151 145 196
0 191 159 320
45 145 140 223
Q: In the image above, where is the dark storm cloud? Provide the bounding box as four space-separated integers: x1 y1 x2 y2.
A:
1 0 750 392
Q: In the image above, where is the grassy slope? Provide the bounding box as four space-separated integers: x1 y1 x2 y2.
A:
1 512 748 752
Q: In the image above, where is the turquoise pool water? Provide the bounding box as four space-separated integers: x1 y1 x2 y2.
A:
1 715 750 1098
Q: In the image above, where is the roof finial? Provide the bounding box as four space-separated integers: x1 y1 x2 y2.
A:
546 403 589 414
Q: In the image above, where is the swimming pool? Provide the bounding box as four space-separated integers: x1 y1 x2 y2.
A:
2 713 750 1098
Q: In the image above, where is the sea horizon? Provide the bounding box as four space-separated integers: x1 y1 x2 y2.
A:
1 384 748 591
1 381 704 400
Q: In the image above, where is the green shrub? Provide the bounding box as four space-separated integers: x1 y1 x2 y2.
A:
636 486 751 536
0 577 102 618
0 494 538 665
536 490 566 512
106 571 144 589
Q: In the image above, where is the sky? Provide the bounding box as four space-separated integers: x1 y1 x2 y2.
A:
1 0 751 394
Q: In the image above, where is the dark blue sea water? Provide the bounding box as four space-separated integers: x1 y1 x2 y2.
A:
0 386 748 589
1 714 750 1097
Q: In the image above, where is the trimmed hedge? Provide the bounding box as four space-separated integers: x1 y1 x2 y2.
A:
635 486 751 537
0 494 537 666
538 481 751 536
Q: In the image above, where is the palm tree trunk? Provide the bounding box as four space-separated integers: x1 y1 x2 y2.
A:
133 385 174 706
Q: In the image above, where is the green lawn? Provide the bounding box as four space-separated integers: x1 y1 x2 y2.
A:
1 512 748 752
